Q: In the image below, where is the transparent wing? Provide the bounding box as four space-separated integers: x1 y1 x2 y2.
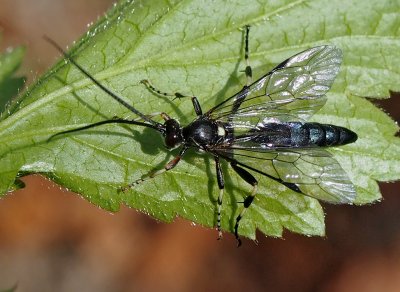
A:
207 46 342 132
216 147 355 204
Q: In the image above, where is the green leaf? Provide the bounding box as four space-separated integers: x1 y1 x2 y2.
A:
0 0 399 241
0 283 18 292
0 44 25 115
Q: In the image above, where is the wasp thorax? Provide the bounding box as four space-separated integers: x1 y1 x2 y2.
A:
164 119 183 148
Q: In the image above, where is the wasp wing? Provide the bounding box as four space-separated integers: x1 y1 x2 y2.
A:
215 147 355 204
207 46 342 133
209 46 353 203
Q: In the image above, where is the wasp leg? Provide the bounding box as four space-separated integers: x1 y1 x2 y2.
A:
244 25 252 86
140 79 186 99
120 146 189 191
230 161 258 247
214 156 225 240
228 25 254 117
140 79 203 116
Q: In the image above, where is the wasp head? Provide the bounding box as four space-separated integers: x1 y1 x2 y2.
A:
164 119 183 149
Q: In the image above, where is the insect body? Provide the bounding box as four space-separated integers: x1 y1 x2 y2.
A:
46 26 357 246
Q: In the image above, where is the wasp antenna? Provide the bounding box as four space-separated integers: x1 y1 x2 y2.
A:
44 36 165 133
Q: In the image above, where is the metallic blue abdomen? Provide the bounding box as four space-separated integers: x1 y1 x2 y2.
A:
253 122 357 148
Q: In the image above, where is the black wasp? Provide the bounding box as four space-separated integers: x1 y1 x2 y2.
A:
46 26 357 246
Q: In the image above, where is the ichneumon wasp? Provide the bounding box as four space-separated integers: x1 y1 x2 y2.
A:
46 26 357 246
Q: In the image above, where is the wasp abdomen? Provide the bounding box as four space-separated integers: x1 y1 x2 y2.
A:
303 122 357 146
255 122 357 148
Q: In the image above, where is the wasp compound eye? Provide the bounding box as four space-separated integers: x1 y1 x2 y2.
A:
164 119 183 149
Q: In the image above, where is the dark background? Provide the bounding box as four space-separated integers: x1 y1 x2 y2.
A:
1 1 400 291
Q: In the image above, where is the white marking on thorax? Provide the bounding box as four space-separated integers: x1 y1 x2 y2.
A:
217 126 226 137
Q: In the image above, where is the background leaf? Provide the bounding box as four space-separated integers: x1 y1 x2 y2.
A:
0 0 399 240
0 43 25 115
